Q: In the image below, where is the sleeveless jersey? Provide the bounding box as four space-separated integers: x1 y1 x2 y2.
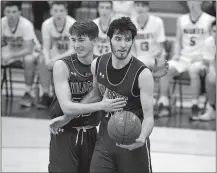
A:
50 54 101 128
42 15 76 56
132 15 166 62
96 53 147 121
1 16 39 52
179 12 215 60
93 18 111 56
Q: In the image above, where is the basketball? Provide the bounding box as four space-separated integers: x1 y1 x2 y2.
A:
107 111 142 145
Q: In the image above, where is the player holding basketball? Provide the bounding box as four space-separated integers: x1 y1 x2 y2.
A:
90 17 154 173
156 0 215 118
49 21 126 173
37 1 76 109
132 1 166 71
93 1 112 56
1 1 40 107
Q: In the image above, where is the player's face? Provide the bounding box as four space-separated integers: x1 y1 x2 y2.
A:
51 4 67 21
4 6 20 23
187 1 202 12
110 30 133 60
98 2 112 18
70 35 96 58
134 2 149 15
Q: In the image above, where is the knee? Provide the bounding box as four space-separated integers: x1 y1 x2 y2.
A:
167 60 178 76
23 54 37 66
188 65 201 78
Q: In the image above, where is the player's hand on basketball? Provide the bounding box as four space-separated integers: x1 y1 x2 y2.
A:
116 137 145 150
101 89 127 112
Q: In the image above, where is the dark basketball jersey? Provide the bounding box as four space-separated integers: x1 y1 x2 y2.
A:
96 53 147 121
49 54 101 128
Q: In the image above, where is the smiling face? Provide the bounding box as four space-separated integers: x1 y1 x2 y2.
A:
110 30 133 60
70 34 96 58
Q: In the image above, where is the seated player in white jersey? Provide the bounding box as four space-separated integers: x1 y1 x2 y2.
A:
192 20 216 121
93 1 113 56
37 1 76 109
157 0 215 118
1 1 41 107
132 1 166 71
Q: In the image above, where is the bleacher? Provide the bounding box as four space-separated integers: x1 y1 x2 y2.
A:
1 1 206 108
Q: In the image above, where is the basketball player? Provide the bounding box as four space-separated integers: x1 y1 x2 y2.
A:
132 1 166 71
192 20 216 121
49 21 126 172
37 1 76 109
85 17 153 173
93 1 113 56
157 0 215 118
1 1 40 107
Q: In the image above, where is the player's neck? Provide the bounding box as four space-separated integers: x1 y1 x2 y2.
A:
137 14 149 26
77 52 94 65
8 17 19 29
190 10 202 21
100 16 111 26
111 53 132 69
54 17 66 26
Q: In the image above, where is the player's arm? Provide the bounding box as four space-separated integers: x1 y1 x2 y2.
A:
138 68 154 141
80 58 103 104
42 22 52 65
53 60 126 117
173 17 182 60
152 19 166 58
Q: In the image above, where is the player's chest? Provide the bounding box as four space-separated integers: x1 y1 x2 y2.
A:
135 28 157 42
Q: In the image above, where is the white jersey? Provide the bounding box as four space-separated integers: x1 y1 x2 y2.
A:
93 18 111 56
1 16 39 52
179 12 215 60
132 15 166 62
42 15 76 56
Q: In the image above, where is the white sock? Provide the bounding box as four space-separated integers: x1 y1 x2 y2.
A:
158 96 169 106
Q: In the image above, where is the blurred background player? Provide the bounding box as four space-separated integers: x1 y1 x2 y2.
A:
93 1 113 56
1 1 40 107
157 0 215 118
132 1 166 71
37 1 76 109
192 20 216 121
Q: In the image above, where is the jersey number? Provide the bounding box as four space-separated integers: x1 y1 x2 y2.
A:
190 37 196 46
141 42 149 51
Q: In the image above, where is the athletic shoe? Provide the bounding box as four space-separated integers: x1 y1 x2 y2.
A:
20 92 33 107
36 93 52 109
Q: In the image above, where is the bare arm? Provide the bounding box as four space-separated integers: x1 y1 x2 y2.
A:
80 58 102 104
173 17 182 59
138 68 154 141
42 22 51 65
53 60 104 117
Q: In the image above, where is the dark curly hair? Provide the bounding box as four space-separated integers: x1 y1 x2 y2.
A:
69 20 99 40
107 17 137 40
